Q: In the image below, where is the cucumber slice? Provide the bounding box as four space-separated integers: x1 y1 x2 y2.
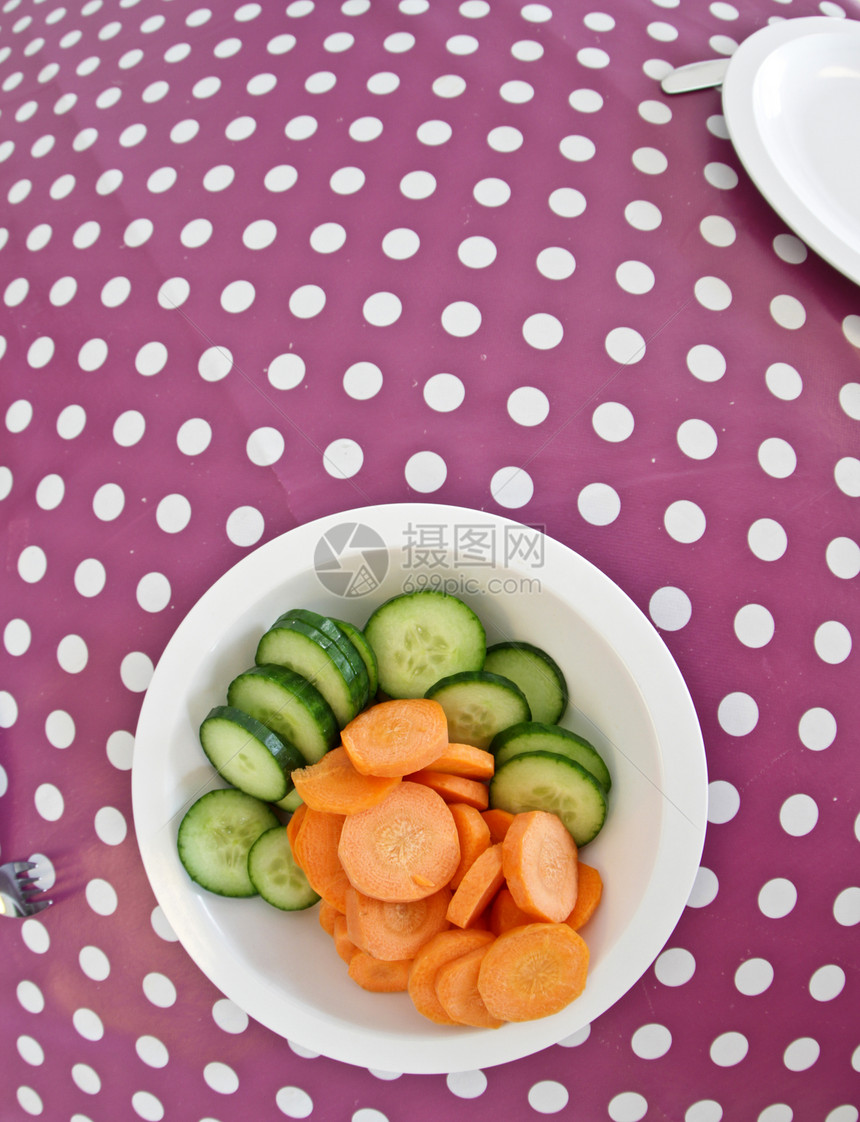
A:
490 721 611 792
199 705 305 802
227 664 338 764
255 616 367 727
177 788 280 897
489 751 607 846
483 642 569 724
276 609 371 708
330 617 379 699
247 825 320 911
274 787 304 813
364 590 486 699
425 670 531 749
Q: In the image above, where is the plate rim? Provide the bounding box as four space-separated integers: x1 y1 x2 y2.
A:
721 15 860 285
132 503 708 1072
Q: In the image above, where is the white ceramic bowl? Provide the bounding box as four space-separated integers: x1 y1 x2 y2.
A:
132 503 707 1074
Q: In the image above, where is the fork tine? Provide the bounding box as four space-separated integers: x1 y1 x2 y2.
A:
27 898 53 913
11 861 37 875
20 879 46 894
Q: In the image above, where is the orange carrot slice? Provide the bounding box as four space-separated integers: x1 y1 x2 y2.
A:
449 803 492 888
286 803 308 859
338 781 460 902
318 898 341 937
502 810 578 923
435 943 504 1028
564 862 603 930
333 913 359 964
407 769 489 810
348 950 412 992
291 746 401 814
341 697 448 777
488 886 535 936
481 808 515 843
446 843 505 929
408 928 495 1024
477 922 589 1022
292 807 351 912
430 743 495 780
345 886 451 961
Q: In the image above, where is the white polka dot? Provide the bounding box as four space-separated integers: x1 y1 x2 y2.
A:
771 294 806 329
58 634 88 673
648 586 692 631
73 1008 104 1042
226 506 265 547
35 473 64 510
151 906 177 942
16 981 45 1014
21 917 50 954
348 116 382 141
176 418 211 457
779 793 818 837
246 427 285 467
424 373 464 412
322 439 363 480
508 386 549 426
798 707 836 752
578 47 610 69
654 947 696 986
203 1061 239 1094
608 1092 648 1122
4 619 31 657
695 275 731 310
784 1037 820 1072
488 125 523 152
536 246 575 279
809 964 846 1001
834 886 860 926
577 482 620 525
700 215 736 247
631 1024 672 1060
131 1090 164 1121
473 177 511 207
677 419 718 459
57 404 86 439
0 691 18 728
93 483 125 521
112 410 144 447
704 162 738 190
135 341 168 376
49 276 77 306
74 558 106 598
839 382 860 420
143 972 177 1008
79 945 110 981
382 227 420 259
748 518 787 561
17 545 47 584
717 691 758 736
733 604 774 648
84 877 117 917
400 169 436 199
773 233 807 264
605 326 646 365
442 301 481 336
344 361 383 400
826 537 860 579
625 199 662 230
71 1062 101 1095
512 39 544 61
835 456 860 497
156 494 191 533
814 620 852 664
268 353 305 390
329 166 364 194
124 217 153 246
458 235 497 268
212 998 249 1034
632 146 667 174
243 219 277 250
158 277 190 309
120 651 154 693
616 260 654 294
136 1034 169 1068
710 1031 748 1067
34 782 64 821
94 806 127 846
220 280 256 313
528 1080 570 1113
289 284 326 318
363 291 402 326
735 957 774 995
79 338 108 371
309 222 346 253
758 877 797 918
758 437 796 478
523 312 563 350
560 134 596 162
137 572 172 613
107 729 135 771
275 1086 314 1118
664 499 706 543
17 1034 45 1067
226 115 257 142
27 336 55 368
445 1070 487 1099
404 450 447 493
687 866 718 908
548 187 585 217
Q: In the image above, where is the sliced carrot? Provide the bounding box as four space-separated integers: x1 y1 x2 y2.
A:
345 886 451 961
291 746 401 814
318 898 342 937
488 886 535 936
435 943 504 1028
564 862 603 930
286 803 308 858
449 803 492 888
333 913 359 964
348 950 413 993
407 928 495 1024
477 922 589 1022
481 807 515 843
407 769 489 810
341 697 448 777
446 843 505 929
502 810 578 923
429 743 495 780
338 781 460 902
292 807 351 912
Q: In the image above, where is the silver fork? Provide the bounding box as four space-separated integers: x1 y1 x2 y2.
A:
0 861 53 917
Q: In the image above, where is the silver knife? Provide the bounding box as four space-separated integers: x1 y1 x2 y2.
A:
661 57 730 94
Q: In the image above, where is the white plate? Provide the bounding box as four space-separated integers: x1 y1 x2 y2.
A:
132 504 707 1073
722 17 860 285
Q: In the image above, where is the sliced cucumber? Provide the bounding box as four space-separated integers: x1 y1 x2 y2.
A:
274 787 304 812
248 825 320 911
490 721 611 792
489 751 607 846
227 664 338 764
177 788 280 897
330 617 379 699
255 615 367 727
199 705 305 802
276 609 371 704
425 670 531 749
483 641 569 724
364 590 486 699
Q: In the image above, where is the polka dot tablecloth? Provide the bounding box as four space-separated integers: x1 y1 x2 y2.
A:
1 0 859 1118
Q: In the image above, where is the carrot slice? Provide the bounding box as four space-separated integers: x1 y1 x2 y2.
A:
318 898 342 937
348 950 412 992
291 746 401 814
333 913 359 964
338 781 460 902
407 769 489 810
488 886 535 936
449 803 492 888
292 807 351 912
407 928 495 1024
564 862 603 930
446 843 505 929
435 943 504 1028
345 886 451 961
481 808 515 843
502 810 578 923
430 743 495 780
341 698 448 777
477 922 589 1022
286 803 308 858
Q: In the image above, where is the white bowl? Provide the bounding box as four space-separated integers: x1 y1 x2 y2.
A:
132 503 707 1073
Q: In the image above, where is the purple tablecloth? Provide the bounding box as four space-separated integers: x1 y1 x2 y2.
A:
2 0 859 1119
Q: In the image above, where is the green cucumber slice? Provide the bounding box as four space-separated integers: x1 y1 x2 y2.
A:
490 721 611 791
199 705 305 802
483 641 569 724
227 664 337 764
330 617 379 699
247 825 320 911
425 670 531 749
277 609 370 704
489 751 607 846
274 787 304 813
177 788 280 897
255 616 367 727
364 590 486 699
